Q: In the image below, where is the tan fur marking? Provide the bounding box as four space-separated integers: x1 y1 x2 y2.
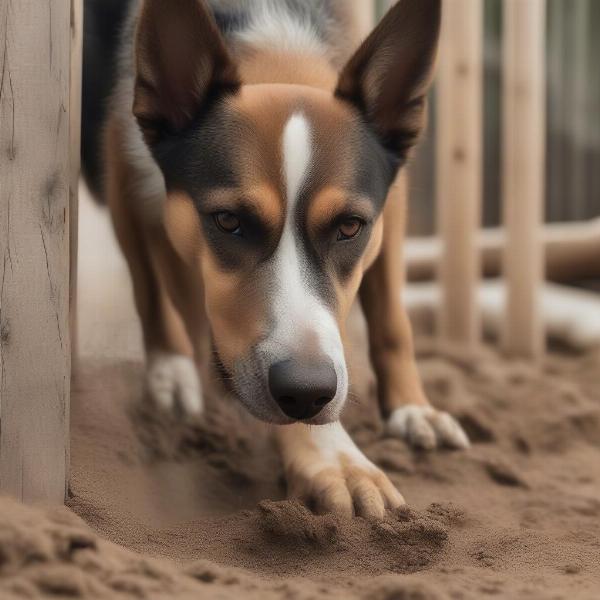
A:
332 216 384 328
207 184 284 230
229 84 361 213
307 187 375 232
362 217 385 273
164 192 203 266
200 250 265 368
237 48 337 90
359 173 430 415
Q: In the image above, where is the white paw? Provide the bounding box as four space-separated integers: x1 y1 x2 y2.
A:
387 405 469 450
281 423 405 519
146 352 203 416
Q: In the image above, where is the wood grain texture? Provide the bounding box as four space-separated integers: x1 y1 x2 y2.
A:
502 0 547 359
0 0 71 503
436 0 483 346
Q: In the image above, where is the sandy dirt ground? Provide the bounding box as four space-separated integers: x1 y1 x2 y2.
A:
0 191 599 599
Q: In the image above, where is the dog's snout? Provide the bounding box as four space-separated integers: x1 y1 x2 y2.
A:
269 359 337 420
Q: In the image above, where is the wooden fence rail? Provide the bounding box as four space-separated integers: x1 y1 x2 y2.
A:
502 0 547 359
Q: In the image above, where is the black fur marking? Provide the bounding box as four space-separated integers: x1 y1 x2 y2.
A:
199 206 280 272
212 8 249 34
352 117 400 209
152 100 240 199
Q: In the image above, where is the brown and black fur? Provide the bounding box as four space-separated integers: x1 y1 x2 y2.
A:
82 0 468 519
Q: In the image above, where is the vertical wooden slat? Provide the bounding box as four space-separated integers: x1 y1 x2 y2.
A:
0 0 71 503
70 0 83 370
546 0 565 223
436 0 483 346
353 0 376 40
591 1 600 218
502 0 547 359
570 0 590 220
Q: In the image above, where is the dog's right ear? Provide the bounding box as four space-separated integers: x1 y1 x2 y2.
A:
133 0 240 145
335 0 441 162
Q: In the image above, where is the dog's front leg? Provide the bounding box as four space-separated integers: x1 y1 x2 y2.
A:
360 175 469 451
106 122 204 417
276 422 404 519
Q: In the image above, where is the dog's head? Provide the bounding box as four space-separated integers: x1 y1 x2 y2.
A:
133 0 440 424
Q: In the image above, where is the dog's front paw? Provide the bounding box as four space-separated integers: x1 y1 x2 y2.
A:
146 352 203 416
279 423 405 519
387 405 469 450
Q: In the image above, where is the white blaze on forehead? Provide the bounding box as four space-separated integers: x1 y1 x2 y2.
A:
276 112 314 326
283 112 312 204
264 112 348 412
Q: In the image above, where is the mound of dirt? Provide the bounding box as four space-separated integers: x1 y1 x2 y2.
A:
2 335 600 599
0 496 449 600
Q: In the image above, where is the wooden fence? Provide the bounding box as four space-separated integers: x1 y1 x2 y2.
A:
0 0 548 504
408 0 600 231
377 0 547 356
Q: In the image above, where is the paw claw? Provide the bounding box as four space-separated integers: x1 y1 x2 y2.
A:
348 474 386 520
316 483 353 518
387 405 469 450
371 471 406 509
431 412 470 449
281 423 403 519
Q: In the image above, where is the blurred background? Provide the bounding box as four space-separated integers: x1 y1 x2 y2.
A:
403 0 600 234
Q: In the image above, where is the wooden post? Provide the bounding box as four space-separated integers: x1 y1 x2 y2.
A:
502 0 547 359
0 0 72 503
436 0 483 346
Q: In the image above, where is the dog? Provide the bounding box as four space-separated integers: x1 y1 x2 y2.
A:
82 0 469 519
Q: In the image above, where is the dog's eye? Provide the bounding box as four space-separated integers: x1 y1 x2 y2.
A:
337 217 363 241
214 211 242 236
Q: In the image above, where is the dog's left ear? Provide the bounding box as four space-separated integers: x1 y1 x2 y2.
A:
133 0 240 145
335 0 441 161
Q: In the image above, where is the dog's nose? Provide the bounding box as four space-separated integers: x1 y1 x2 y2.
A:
269 359 337 420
